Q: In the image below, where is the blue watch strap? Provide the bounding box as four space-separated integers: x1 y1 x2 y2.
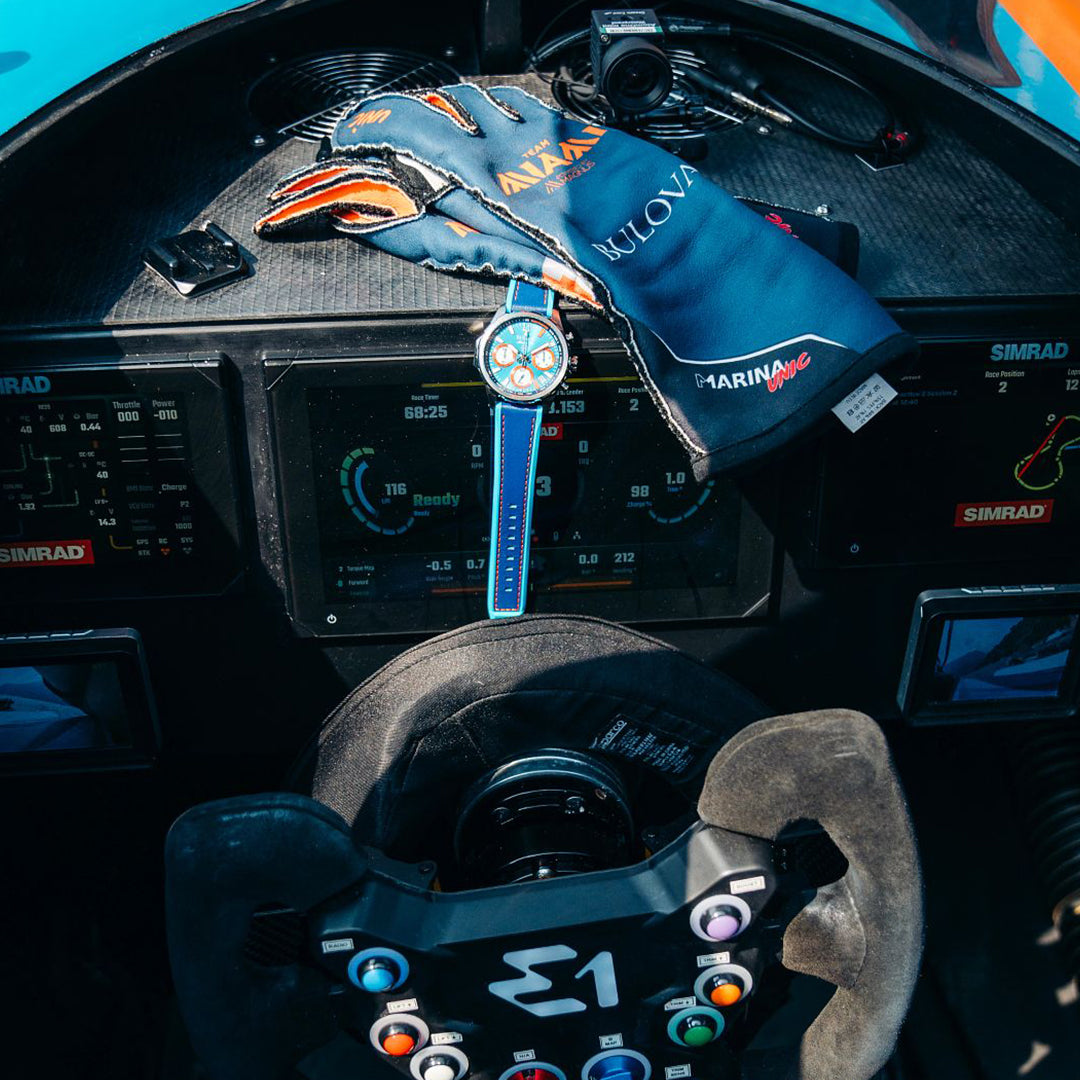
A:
505 279 555 316
488 401 543 618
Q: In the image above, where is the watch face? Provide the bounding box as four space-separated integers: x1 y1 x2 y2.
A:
479 313 569 403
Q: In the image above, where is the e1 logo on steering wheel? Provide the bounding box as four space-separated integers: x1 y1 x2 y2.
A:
488 946 620 1017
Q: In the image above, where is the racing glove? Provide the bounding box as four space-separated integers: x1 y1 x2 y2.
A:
255 84 915 476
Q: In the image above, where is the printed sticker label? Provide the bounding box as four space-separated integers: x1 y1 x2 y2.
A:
664 997 697 1011
320 938 354 954
730 875 766 895
697 952 731 968
831 374 898 432
431 1032 463 1045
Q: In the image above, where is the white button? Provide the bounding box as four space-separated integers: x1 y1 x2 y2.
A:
423 1064 457 1080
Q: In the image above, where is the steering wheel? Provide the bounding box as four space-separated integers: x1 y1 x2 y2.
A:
165 616 921 1080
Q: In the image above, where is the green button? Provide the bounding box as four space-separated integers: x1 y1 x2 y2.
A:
681 1022 715 1047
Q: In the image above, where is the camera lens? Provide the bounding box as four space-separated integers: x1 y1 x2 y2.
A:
600 37 673 115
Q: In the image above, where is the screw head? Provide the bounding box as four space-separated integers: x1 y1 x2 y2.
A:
815 204 831 217
756 124 772 136
252 134 267 148
443 45 457 59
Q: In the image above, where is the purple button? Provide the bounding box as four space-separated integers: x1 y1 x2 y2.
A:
705 913 741 941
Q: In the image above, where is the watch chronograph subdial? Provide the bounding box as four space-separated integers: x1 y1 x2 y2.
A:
509 366 536 391
532 347 557 371
492 342 519 367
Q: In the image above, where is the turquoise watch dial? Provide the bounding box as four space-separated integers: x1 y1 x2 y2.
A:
478 313 569 403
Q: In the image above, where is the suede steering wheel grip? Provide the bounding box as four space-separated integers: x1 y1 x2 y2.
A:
697 709 923 1080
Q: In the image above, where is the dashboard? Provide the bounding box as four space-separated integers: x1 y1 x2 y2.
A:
0 0 1077 706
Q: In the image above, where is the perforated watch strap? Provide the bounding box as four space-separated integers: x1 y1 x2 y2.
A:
505 279 554 316
488 402 543 618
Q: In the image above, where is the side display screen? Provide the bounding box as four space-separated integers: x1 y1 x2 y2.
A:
928 613 1078 704
0 628 159 774
0 359 242 600
813 337 1080 567
0 660 132 754
897 585 1080 724
268 352 774 635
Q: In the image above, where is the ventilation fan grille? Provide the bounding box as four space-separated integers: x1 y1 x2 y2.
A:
249 49 461 142
550 47 748 140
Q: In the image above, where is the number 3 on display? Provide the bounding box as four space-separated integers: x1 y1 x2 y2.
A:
488 945 619 1017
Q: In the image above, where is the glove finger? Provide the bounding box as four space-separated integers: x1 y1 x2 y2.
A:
341 86 482 138
482 84 563 125
431 189 600 307
332 206 598 308
255 169 425 236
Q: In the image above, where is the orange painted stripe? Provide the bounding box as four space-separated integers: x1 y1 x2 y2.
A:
1002 0 1080 93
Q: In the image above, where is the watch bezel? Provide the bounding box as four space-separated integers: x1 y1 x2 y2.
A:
475 309 571 404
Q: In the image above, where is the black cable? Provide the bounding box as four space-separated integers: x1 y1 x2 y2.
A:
527 7 913 157
731 29 907 152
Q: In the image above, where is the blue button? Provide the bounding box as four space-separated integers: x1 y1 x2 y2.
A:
360 964 396 992
590 1056 645 1080
346 947 409 993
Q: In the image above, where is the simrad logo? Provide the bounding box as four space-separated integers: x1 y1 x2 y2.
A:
954 500 1054 527
989 342 1069 362
0 374 51 395
0 540 95 566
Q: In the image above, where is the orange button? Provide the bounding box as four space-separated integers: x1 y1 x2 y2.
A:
382 1032 417 1057
710 982 743 1007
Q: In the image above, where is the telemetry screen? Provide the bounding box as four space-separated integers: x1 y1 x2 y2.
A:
0 360 242 600
814 337 1080 567
268 351 774 635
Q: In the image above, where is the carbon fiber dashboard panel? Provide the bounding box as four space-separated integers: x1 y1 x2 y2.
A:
0 53 1077 331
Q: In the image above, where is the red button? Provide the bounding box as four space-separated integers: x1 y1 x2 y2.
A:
514 1071 559 1080
382 1032 417 1057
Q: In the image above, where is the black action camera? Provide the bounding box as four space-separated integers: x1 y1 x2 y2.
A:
590 9 674 115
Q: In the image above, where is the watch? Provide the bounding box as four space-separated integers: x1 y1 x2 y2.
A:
476 280 571 618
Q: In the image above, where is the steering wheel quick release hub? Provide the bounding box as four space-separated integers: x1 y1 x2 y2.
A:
347 946 410 992
667 1006 726 1047
688 893 752 942
694 962 754 1007
370 1013 429 1056
452 749 635 888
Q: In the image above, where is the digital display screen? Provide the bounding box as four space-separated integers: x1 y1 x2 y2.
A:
0 360 242 600
814 337 1080 567
0 660 132 754
269 352 774 635
928 613 1079 703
